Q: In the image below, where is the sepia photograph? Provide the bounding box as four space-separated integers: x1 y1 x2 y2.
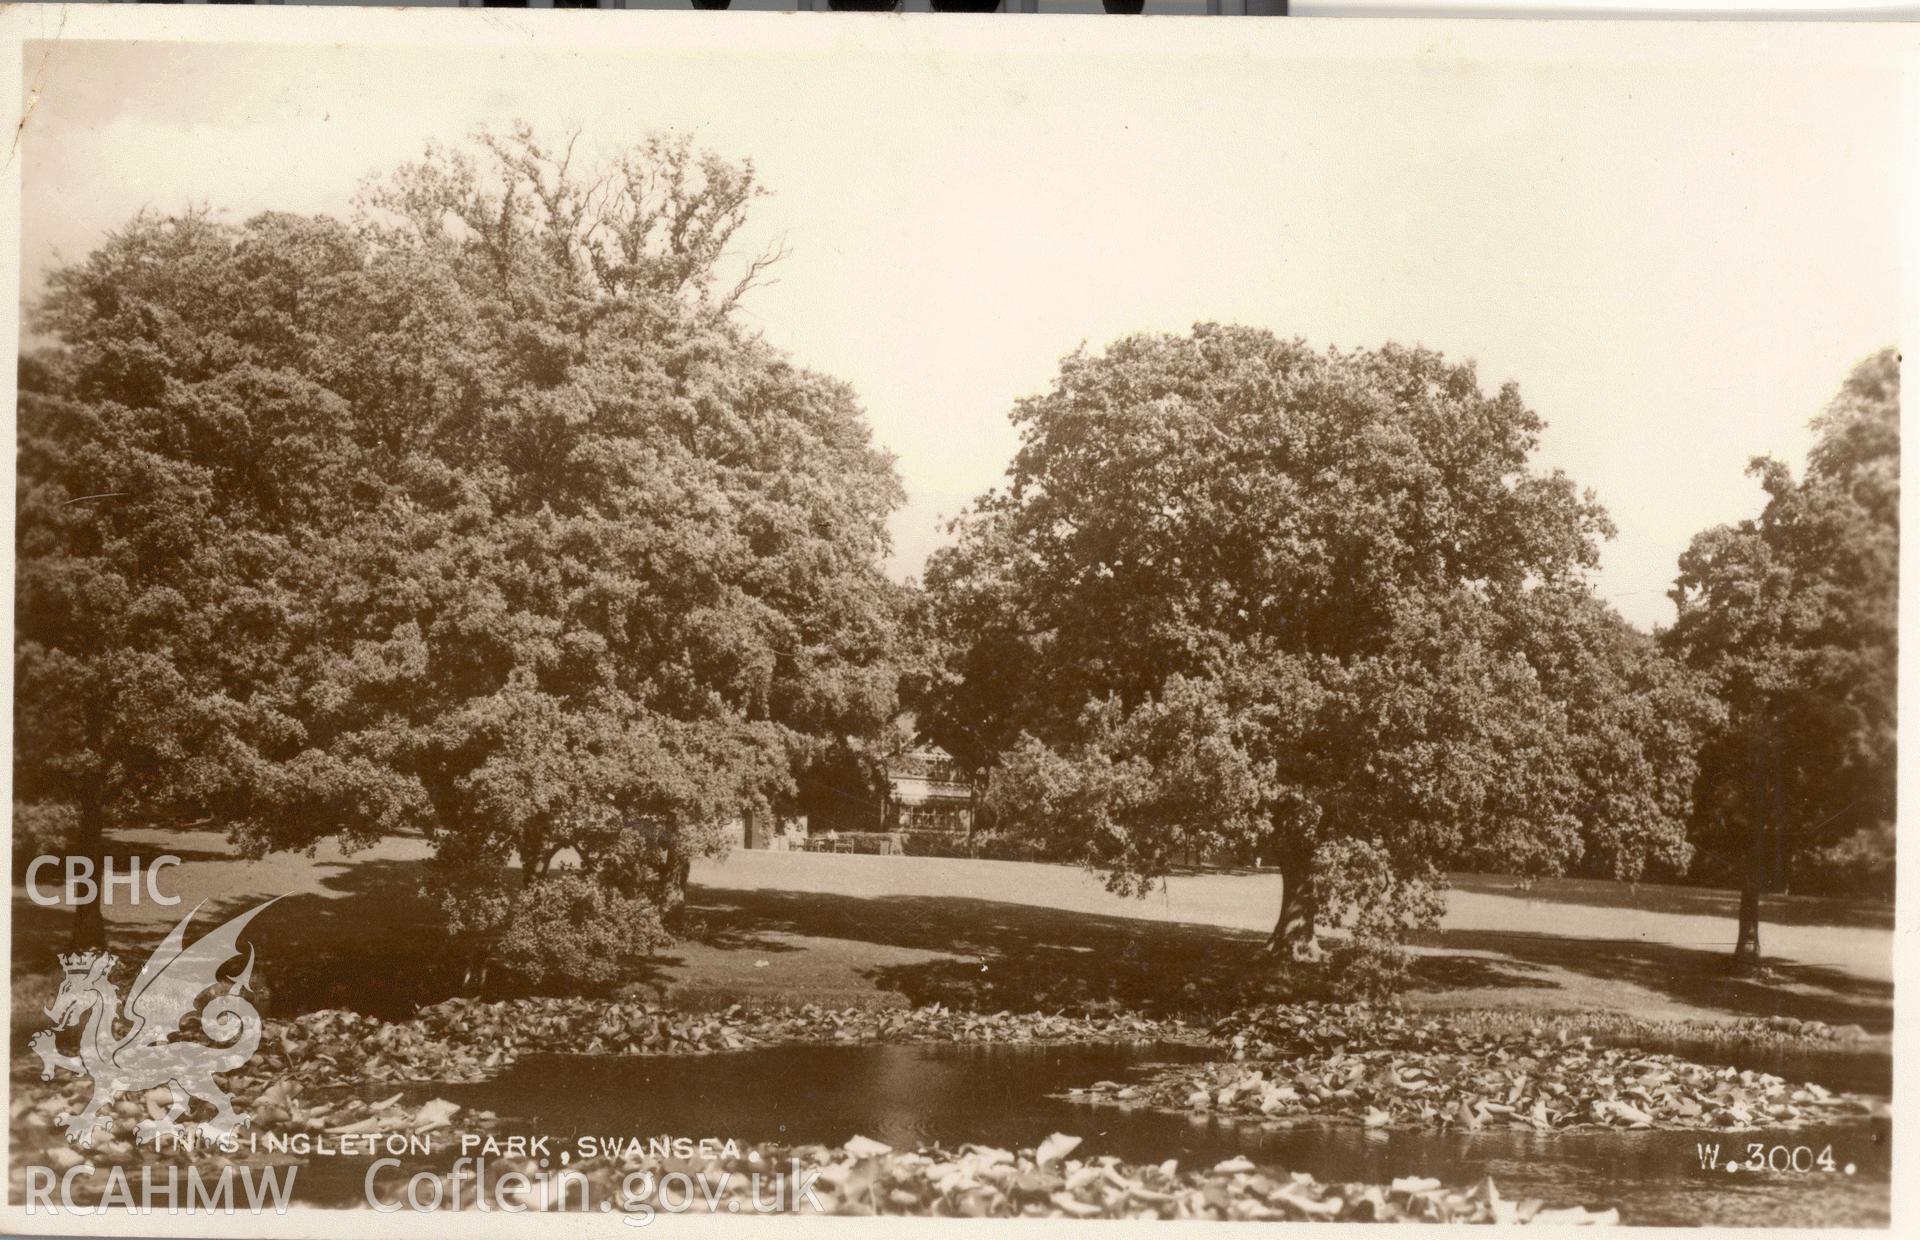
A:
1 7 1911 1233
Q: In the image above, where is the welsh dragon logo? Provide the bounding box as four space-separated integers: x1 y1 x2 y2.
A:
31 898 277 1148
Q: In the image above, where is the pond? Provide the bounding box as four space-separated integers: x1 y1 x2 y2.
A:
292 1039 1890 1225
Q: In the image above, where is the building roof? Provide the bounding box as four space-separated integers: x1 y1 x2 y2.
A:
887 743 970 782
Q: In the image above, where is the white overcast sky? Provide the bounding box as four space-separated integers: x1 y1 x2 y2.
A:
15 24 1907 631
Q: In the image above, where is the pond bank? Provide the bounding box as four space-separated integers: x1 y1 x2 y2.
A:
262 996 1882 1091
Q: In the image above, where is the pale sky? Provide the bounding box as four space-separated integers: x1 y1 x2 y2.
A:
16 29 1906 630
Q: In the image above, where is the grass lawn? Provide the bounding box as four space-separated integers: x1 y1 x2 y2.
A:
9 828 1893 1039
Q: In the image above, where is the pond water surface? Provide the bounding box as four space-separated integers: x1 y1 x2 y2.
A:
294 1039 1890 1225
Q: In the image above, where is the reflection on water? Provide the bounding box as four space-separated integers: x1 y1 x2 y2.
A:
432 1041 1215 1157
401 1040 1888 1227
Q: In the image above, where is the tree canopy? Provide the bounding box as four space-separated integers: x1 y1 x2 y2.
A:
1666 348 1898 961
16 128 906 981
921 325 1713 957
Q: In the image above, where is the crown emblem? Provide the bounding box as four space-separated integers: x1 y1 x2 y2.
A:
59 950 115 977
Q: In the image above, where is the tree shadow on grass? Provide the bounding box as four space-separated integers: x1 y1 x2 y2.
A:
1402 951 1559 992
11 857 456 1039
1449 873 1894 931
1421 928 1893 1032
10 856 691 1036
688 884 1893 1028
688 886 1310 1016
684 910 807 957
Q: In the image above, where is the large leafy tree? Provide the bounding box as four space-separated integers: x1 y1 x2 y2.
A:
922 326 1711 957
1666 349 1898 964
16 128 905 980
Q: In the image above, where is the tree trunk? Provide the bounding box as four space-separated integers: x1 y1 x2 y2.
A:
1773 798 1786 894
1266 848 1320 961
661 845 693 934
1733 725 1772 970
1734 878 1761 966
68 795 107 951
